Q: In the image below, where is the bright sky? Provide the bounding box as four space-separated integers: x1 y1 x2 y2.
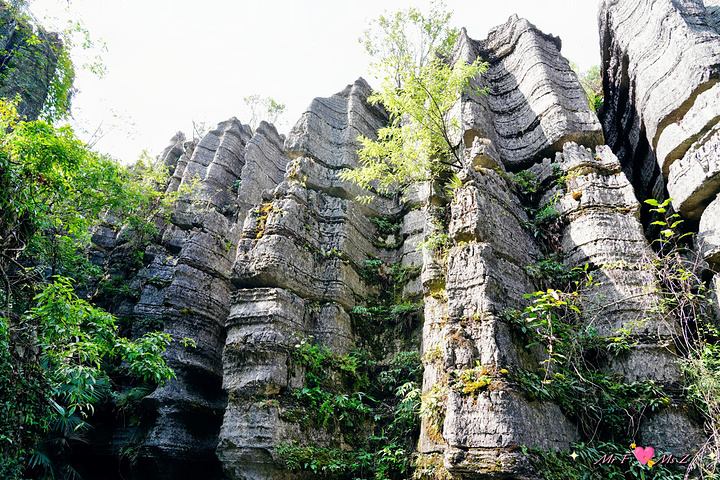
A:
28 0 601 164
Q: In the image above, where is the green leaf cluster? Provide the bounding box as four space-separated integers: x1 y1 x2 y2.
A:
360 0 458 88
281 344 422 479
343 1 487 201
1 277 176 479
340 57 486 198
507 275 670 441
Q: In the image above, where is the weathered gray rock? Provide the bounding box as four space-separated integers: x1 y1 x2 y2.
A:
235 121 289 224
449 169 536 265
601 0 720 206
699 193 720 266
552 142 702 453
456 17 603 170
668 129 720 220
76 6 720 477
219 80 420 480
159 131 186 173
172 117 254 213
0 5 59 120
82 116 295 479
285 77 388 168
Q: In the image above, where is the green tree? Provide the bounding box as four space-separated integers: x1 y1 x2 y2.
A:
571 63 602 113
0 97 184 478
1 277 176 479
341 2 486 200
243 94 286 131
359 0 459 88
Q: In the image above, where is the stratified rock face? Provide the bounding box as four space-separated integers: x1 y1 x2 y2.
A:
126 119 256 479
217 78 405 480
285 78 387 168
601 0 720 210
82 117 291 480
420 162 578 478
542 143 703 452
456 16 603 171
80 9 717 480
0 4 59 120
600 9 720 456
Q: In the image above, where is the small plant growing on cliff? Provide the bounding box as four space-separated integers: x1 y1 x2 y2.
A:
643 198 720 477
243 94 285 131
419 384 447 442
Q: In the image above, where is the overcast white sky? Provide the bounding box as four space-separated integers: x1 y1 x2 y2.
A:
28 0 601 163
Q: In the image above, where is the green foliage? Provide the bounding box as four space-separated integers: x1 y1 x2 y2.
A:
0 314 48 479
0 99 183 307
243 94 285 130
525 254 583 291
340 57 486 199
0 2 107 122
359 259 422 306
642 198 720 477
359 0 459 88
370 217 401 237
444 172 463 197
525 442 685 480
342 2 487 201
281 344 422 479
290 339 372 430
417 231 450 257
449 361 491 396
506 272 671 441
419 383 446 442
511 170 540 199
0 277 177 479
522 193 563 252
0 94 184 477
571 63 603 113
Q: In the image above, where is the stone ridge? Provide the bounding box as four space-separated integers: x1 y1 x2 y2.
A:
456 15 603 171
600 0 720 207
601 0 720 376
285 77 388 169
79 7 720 479
82 116 291 479
218 78 406 480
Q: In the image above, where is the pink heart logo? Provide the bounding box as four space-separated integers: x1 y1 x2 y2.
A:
633 446 655 465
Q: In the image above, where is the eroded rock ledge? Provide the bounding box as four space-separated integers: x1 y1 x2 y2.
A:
84 7 715 480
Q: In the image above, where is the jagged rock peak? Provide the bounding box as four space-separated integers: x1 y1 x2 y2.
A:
457 14 603 171
478 14 562 62
284 77 388 168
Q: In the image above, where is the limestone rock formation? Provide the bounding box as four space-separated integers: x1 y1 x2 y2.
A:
79 6 720 480
0 4 59 120
217 78 405 480
600 0 720 216
601 7 720 459
455 16 603 171
82 117 291 479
